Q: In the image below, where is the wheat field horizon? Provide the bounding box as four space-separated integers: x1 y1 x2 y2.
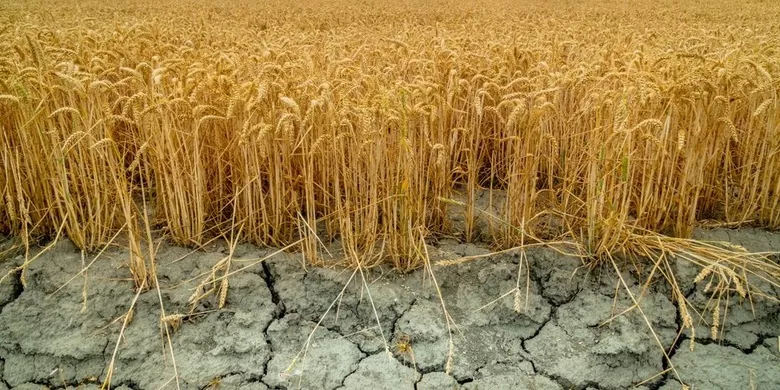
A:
1 0 780 389
3 0 779 267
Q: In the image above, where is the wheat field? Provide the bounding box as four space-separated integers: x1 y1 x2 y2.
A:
1 0 779 288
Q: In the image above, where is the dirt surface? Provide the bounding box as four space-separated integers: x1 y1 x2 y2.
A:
0 229 778 390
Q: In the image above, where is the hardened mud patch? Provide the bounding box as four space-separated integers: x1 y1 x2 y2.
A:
1 229 779 390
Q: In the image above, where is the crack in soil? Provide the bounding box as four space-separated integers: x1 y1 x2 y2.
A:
99 338 111 380
260 331 275 381
1 358 10 390
520 254 563 356
520 312 552 359
531 265 584 307
259 262 285 387
261 261 285 320
650 298 686 390
389 297 417 339
196 371 244 390
337 352 370 388
545 372 590 390
455 378 474 385
677 333 775 355
245 372 270 387
112 380 142 390
649 261 706 390
0 269 24 315
17 377 130 390
395 354 444 376
352 342 373 355
412 370 423 389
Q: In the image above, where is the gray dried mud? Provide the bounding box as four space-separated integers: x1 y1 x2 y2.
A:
0 229 778 389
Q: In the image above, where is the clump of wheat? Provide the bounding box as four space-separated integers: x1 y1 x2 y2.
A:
2 3 779 390
0 0 778 280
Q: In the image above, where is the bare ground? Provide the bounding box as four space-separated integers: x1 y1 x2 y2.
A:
0 228 778 390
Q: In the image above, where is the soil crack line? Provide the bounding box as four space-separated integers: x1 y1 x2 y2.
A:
260 261 285 319
1 358 10 389
259 262 284 382
390 297 417 338
0 268 24 314
652 297 686 390
677 333 772 355
337 352 369 388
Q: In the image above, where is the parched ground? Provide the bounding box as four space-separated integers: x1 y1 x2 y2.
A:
0 229 778 390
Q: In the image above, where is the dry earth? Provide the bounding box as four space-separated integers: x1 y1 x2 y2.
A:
0 228 778 390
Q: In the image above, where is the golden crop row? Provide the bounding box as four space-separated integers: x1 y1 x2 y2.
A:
1 0 779 286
